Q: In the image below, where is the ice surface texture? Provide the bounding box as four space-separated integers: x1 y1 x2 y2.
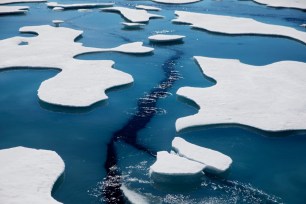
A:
0 147 64 204
0 25 154 107
176 56 306 132
253 0 306 10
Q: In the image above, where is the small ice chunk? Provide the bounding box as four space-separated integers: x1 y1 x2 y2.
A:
148 34 185 42
120 184 149 204
122 22 145 29
52 6 63 11
149 151 205 183
172 137 232 174
152 0 201 4
52 20 64 27
136 5 161 11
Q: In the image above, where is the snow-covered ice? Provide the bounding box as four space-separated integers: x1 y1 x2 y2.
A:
176 56 306 132
173 11 306 44
102 7 163 23
172 137 232 173
253 0 306 10
149 151 205 183
0 5 28 14
0 146 64 204
0 25 153 107
52 7 63 11
46 2 114 10
152 0 201 4
136 5 161 11
0 0 45 5
120 184 149 204
148 34 185 42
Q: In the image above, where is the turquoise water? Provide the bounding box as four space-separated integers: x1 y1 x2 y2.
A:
0 0 306 203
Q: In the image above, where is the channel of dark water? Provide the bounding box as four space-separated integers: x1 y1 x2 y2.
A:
102 49 183 203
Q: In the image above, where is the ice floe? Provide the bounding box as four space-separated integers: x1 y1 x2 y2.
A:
149 151 205 183
173 11 306 44
0 25 153 107
136 5 161 11
52 7 63 11
52 20 63 27
0 0 45 5
172 137 232 173
78 8 92 12
253 0 306 10
120 184 149 204
122 22 145 29
148 34 185 42
176 56 306 132
0 146 64 204
0 5 28 14
102 7 163 23
152 0 201 4
46 2 114 10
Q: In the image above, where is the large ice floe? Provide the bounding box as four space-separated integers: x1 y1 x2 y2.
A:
148 34 185 42
0 146 64 204
102 7 163 23
0 0 45 4
253 0 306 10
0 25 154 107
46 2 114 10
172 137 232 174
152 0 201 4
173 11 306 44
0 5 28 14
176 56 306 132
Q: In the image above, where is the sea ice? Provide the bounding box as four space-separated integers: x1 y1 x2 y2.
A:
102 6 163 23
0 0 45 5
46 2 114 10
176 56 306 132
52 20 63 27
122 22 145 29
149 151 205 183
173 11 306 44
253 0 306 10
136 5 161 11
0 25 153 107
172 137 232 173
120 184 149 204
0 5 28 14
148 34 185 42
152 0 201 4
0 146 64 204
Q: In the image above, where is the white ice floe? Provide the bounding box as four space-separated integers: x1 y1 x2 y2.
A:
0 0 45 5
136 5 161 11
0 5 28 14
176 56 306 132
46 2 114 10
148 34 185 42
78 8 92 12
300 24 306 28
120 184 149 204
253 0 306 10
122 22 145 29
0 25 153 107
102 7 163 23
52 20 63 27
149 151 205 183
52 7 63 11
172 137 232 173
152 0 201 4
173 11 306 44
0 146 64 204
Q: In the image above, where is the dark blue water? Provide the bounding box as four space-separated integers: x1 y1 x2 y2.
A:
0 0 306 203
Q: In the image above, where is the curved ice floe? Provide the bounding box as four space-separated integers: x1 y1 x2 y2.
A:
176 56 306 132
173 11 306 44
0 25 154 107
148 34 185 42
46 2 114 10
0 5 28 14
149 151 205 183
253 0 306 10
172 137 232 173
136 5 161 11
120 184 149 204
0 0 45 5
102 7 163 23
0 146 64 204
152 0 201 4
